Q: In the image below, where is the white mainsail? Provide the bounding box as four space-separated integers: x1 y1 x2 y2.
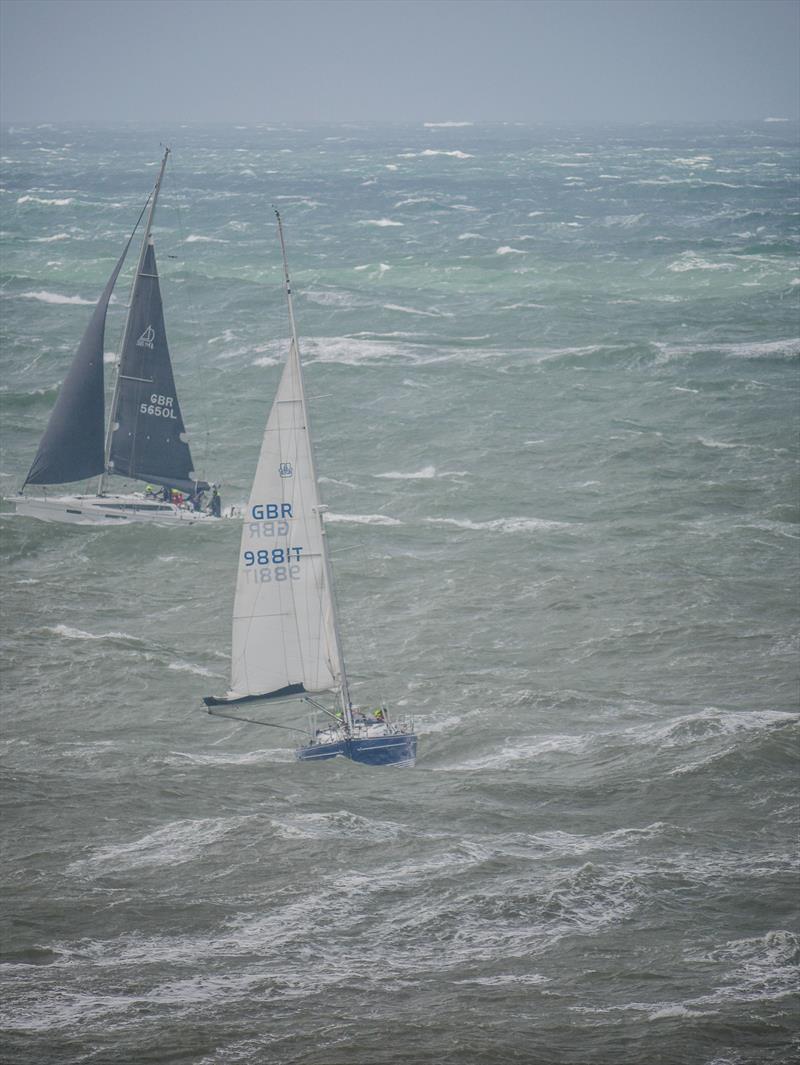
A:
226 340 343 703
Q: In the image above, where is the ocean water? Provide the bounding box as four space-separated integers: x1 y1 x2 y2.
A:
0 121 798 1064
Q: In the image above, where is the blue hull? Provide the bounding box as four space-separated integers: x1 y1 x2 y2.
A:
296 733 417 767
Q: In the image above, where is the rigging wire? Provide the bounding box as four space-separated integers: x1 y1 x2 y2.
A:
205 706 311 737
163 149 214 488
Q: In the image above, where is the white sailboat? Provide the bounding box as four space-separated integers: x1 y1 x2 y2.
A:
204 211 417 768
15 149 222 525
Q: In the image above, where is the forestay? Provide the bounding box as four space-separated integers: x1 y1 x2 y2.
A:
221 339 342 703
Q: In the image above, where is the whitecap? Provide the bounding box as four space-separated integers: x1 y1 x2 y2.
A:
426 516 571 534
420 149 473 159
446 735 587 771
325 512 402 526
672 156 713 166
394 196 437 207
47 624 138 642
17 290 93 305
68 817 250 874
16 195 74 206
382 303 453 318
167 661 220 678
374 466 438 480
496 246 526 255
358 218 404 227
423 121 474 128
398 150 473 160
602 214 644 228
667 251 735 273
30 232 71 243
184 234 229 243
697 436 740 449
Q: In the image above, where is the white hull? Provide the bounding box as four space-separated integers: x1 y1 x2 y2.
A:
13 493 229 526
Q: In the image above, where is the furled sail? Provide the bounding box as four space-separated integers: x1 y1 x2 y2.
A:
210 339 342 705
107 242 202 493
23 243 132 487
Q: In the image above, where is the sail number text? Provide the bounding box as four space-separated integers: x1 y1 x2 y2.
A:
244 547 304 566
139 393 178 419
251 503 293 520
243 564 301 584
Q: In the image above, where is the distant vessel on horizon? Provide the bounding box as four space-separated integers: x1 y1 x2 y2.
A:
15 148 222 525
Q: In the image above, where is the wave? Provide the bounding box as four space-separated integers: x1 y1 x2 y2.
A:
697 436 740 450
426 516 572 534
304 287 367 309
445 735 588 771
393 196 438 207
382 303 454 318
376 467 467 481
167 660 220 678
184 234 229 243
668 251 735 273
30 232 71 243
602 213 645 228
398 149 472 158
165 748 294 767
654 337 800 361
17 290 94 305
16 195 74 206
299 334 422 365
423 121 473 128
272 810 407 842
374 466 437 480
325 512 403 526
496 246 526 255
46 624 141 643
68 817 251 875
358 218 404 227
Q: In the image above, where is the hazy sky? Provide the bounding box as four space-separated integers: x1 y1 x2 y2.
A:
1 0 798 124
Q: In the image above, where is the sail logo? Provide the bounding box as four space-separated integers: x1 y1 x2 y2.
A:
137 325 156 349
279 462 294 478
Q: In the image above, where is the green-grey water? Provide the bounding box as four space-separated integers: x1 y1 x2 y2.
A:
1 121 798 1064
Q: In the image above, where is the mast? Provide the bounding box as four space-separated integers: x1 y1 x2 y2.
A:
98 147 170 495
274 208 354 730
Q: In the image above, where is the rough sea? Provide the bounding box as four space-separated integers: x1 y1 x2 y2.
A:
1 121 798 1065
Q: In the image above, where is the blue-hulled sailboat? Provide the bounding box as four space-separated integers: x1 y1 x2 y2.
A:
204 212 417 768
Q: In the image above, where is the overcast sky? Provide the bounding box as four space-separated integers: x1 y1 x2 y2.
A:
1 0 798 124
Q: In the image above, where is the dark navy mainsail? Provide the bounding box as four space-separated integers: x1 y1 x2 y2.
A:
107 242 203 493
23 243 132 487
